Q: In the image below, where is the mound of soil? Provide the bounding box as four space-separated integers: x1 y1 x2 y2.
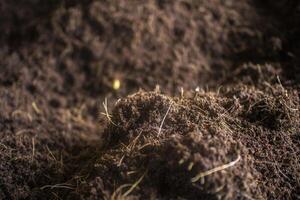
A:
74 85 299 199
0 0 299 199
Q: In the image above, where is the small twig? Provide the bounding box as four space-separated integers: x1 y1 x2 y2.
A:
158 103 173 137
188 162 194 171
117 155 125 167
32 102 41 114
46 145 57 162
138 143 152 151
51 192 63 200
100 98 117 126
191 155 241 183
128 131 143 150
0 143 8 150
123 171 147 197
180 87 184 98
118 131 143 167
40 183 74 190
111 184 131 200
277 75 285 91
32 138 35 160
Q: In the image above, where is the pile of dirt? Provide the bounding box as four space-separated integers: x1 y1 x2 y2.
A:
74 91 260 199
73 83 299 199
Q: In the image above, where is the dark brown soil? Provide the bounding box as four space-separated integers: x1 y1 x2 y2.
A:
0 0 299 199
75 85 299 199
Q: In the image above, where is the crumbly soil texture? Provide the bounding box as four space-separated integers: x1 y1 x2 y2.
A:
0 0 299 199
